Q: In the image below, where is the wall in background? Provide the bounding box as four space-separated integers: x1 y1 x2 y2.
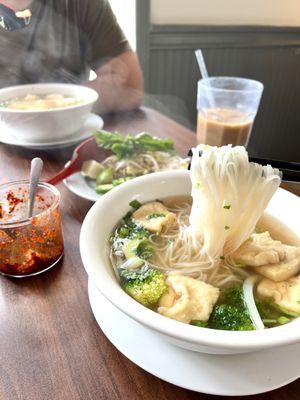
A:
137 1 300 161
150 0 300 26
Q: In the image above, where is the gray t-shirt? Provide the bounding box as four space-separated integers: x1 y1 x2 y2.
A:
0 0 131 87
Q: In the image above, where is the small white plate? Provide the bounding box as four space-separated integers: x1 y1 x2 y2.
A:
64 173 100 202
0 113 103 150
88 279 300 396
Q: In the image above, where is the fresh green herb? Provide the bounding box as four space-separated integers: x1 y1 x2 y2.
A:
147 213 166 219
223 204 231 210
129 199 142 210
191 320 208 328
94 130 174 160
225 225 230 230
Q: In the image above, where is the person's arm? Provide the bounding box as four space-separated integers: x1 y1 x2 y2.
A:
79 0 144 113
87 49 144 114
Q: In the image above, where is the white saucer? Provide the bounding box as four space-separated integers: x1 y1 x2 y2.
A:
64 173 100 202
0 113 104 150
88 279 300 396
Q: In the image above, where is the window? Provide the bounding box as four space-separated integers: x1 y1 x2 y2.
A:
109 0 136 50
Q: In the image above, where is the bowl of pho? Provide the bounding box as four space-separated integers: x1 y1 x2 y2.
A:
80 145 300 354
0 83 98 143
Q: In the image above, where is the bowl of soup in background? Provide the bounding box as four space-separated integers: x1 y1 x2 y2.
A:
80 170 300 355
0 83 98 143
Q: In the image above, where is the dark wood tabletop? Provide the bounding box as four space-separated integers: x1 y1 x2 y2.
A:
0 107 299 400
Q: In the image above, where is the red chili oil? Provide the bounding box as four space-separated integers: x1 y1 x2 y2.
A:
7 190 23 215
0 184 63 276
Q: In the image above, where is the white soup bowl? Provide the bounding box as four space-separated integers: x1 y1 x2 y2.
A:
0 83 98 143
80 170 300 355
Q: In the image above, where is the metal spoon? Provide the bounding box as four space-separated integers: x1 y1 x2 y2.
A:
28 158 43 218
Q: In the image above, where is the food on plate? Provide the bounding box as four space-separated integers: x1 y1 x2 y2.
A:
109 145 300 330
0 93 84 110
81 131 188 194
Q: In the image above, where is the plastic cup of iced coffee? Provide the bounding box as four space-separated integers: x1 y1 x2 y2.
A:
197 77 264 147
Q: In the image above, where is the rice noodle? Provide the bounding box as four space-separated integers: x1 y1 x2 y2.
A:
149 202 249 287
110 144 281 289
189 145 281 262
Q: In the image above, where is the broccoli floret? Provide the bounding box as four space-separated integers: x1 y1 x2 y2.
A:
110 217 151 255
119 268 167 307
221 285 245 307
209 304 254 331
191 320 209 328
208 285 254 331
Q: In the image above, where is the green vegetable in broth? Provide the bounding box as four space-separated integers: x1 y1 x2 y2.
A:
209 304 254 331
191 320 209 328
110 210 152 257
119 268 167 307
123 238 153 262
208 285 254 331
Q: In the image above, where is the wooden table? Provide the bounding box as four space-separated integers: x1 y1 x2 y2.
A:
0 107 299 400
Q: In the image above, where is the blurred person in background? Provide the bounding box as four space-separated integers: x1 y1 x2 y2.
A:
0 0 144 113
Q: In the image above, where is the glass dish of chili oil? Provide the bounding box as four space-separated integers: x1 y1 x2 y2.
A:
0 180 63 277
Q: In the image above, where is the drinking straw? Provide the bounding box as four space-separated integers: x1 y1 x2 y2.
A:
195 49 209 79
195 49 215 108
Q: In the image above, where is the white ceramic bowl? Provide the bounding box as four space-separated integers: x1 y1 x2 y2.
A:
0 83 98 143
80 170 300 355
